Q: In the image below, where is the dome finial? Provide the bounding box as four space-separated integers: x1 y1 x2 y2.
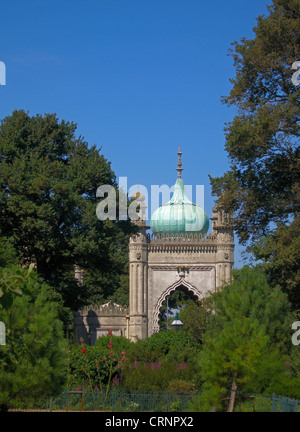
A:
176 146 183 178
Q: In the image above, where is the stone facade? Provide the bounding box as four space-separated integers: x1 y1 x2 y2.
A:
74 301 129 343
74 205 234 344
128 205 234 341
74 149 234 343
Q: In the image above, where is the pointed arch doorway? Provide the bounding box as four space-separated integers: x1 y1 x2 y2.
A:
152 278 203 334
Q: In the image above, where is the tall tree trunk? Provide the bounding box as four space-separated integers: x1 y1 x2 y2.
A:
227 372 237 412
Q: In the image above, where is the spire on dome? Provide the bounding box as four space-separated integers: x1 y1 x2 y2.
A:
176 146 183 178
150 149 209 235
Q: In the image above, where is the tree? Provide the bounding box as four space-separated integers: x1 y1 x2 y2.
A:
195 318 289 412
252 218 300 313
0 237 29 309
191 267 295 412
0 237 18 268
0 265 68 411
179 297 213 344
0 110 135 319
209 0 300 308
211 267 293 352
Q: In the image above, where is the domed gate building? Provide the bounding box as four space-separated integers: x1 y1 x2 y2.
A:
74 148 234 343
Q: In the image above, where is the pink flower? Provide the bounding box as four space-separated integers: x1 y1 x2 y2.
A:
108 330 112 336
110 352 113 357
80 337 84 342
121 357 125 362
177 361 188 370
121 351 126 355
81 347 86 354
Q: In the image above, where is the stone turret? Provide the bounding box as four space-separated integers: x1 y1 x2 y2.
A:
74 265 84 286
211 204 234 286
128 186 149 341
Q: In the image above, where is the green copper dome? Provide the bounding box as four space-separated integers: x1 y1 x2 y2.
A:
150 148 209 235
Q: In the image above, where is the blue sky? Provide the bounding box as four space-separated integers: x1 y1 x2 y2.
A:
0 0 272 267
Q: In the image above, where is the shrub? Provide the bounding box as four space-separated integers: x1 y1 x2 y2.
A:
167 379 196 393
127 330 200 363
66 331 202 394
94 334 133 353
67 333 132 392
122 354 200 392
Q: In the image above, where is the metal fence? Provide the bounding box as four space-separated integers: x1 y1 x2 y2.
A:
235 394 299 412
8 390 299 412
54 389 197 412
8 389 198 412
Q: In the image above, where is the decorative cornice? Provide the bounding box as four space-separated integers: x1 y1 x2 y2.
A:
149 244 217 253
150 232 217 243
149 265 214 271
75 301 128 316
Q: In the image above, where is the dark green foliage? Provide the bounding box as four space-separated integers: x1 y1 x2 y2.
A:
179 297 213 344
209 0 300 312
128 329 200 363
210 267 293 353
0 110 135 318
210 0 300 242
190 267 298 411
0 264 32 310
0 266 68 410
192 319 285 412
0 238 26 309
271 347 300 399
0 237 19 268
251 219 300 313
